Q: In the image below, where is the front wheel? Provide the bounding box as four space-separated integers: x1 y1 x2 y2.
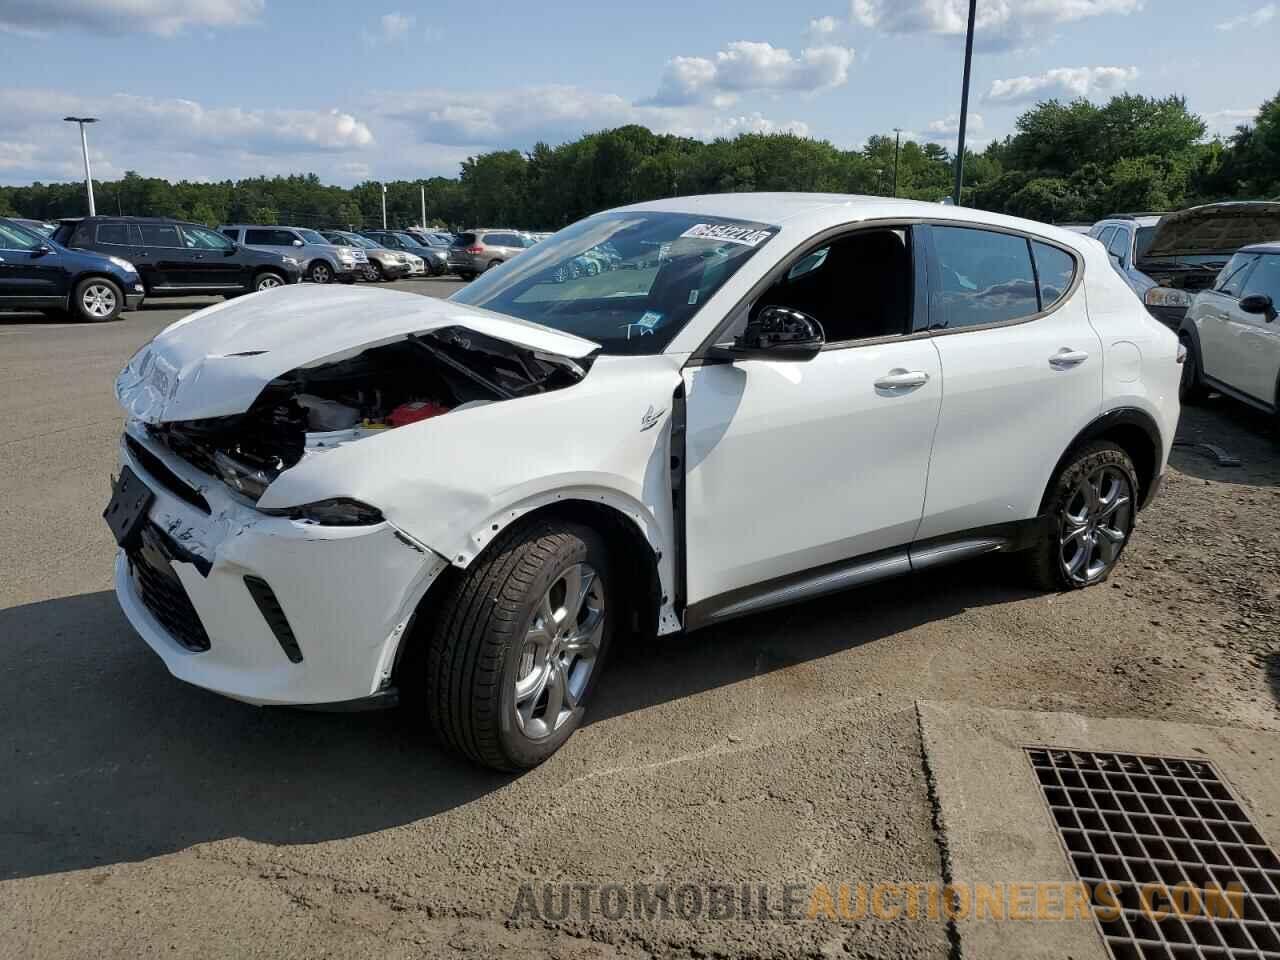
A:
72 277 123 322
1024 442 1138 591
308 261 333 284
423 521 612 770
253 271 286 293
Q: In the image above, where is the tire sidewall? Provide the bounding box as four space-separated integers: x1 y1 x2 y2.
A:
254 271 283 293
309 261 332 283
73 277 122 322
1045 442 1139 590
495 526 614 768
1178 332 1204 403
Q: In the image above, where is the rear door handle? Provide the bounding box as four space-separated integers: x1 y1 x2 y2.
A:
874 369 931 390
1049 349 1089 369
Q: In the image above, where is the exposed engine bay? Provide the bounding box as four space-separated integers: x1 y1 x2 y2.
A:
147 327 588 501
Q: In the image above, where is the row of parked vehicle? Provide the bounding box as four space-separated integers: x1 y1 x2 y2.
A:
1067 201 1280 420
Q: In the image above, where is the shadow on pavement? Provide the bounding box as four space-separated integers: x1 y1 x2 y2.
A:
1172 398 1279 488
0 560 1032 881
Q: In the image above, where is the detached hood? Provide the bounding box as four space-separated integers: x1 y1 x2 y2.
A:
115 284 600 424
1141 201 1280 260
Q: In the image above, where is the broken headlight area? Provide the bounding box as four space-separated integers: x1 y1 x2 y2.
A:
144 327 589 504
258 498 385 526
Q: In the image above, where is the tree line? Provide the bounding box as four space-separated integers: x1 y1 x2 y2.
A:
2 89 1277 232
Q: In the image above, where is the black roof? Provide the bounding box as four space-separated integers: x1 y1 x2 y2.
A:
56 215 196 225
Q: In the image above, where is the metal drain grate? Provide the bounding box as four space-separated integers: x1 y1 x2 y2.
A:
1027 748 1280 959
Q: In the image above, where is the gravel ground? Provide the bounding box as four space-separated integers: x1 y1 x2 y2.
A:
1 289 1276 959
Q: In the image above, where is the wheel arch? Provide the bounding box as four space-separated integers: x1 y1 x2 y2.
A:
1043 407 1163 512
66 270 125 307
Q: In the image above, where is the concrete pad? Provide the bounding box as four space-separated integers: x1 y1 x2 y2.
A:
916 700 1280 960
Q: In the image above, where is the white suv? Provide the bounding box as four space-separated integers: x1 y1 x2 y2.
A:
108 195 1181 770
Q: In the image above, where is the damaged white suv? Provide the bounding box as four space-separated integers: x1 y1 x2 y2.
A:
107 195 1181 770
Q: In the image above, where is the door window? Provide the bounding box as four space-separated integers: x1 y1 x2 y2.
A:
245 228 297 246
1216 253 1259 299
138 224 183 247
182 225 234 250
484 233 520 247
1095 226 1117 250
752 227 914 344
1032 242 1077 310
1239 254 1280 303
0 222 42 250
929 226 1039 329
95 223 132 246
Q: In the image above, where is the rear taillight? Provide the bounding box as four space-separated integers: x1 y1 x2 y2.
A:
465 246 484 255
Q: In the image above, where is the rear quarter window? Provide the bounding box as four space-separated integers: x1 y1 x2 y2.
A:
1032 242 1077 309
930 226 1040 329
452 233 477 247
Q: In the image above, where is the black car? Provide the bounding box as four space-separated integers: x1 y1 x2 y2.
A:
0 217 145 322
360 229 448 275
51 216 302 299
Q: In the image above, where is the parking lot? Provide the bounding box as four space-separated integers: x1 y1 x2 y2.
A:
2 282 1278 960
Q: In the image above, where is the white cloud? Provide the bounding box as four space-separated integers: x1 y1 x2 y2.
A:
807 15 839 38
851 0 1141 50
0 0 262 36
684 113 812 140
650 40 855 106
380 10 414 40
985 65 1138 103
927 113 984 136
1215 3 1276 30
1203 107 1260 137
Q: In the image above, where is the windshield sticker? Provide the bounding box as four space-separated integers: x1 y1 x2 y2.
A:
679 223 774 247
687 289 700 305
639 311 662 329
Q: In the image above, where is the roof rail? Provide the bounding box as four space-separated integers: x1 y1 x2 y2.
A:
1101 211 1168 220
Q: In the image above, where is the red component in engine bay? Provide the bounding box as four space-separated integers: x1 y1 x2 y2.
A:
387 400 450 427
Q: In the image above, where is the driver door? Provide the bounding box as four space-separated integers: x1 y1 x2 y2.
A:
682 225 943 613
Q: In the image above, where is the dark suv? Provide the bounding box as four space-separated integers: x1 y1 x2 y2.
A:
52 216 302 299
0 217 145 322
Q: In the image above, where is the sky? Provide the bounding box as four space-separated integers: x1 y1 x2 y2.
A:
0 0 1275 187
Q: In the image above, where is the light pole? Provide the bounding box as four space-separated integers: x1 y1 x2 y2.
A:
63 116 98 216
952 0 978 206
892 128 902 198
380 183 387 229
420 183 427 230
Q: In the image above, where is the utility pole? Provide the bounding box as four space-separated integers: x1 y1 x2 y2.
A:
420 184 427 230
892 128 902 198
381 183 388 229
63 116 98 216
952 0 978 206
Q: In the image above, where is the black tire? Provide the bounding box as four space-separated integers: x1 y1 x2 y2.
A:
458 272 475 282
71 277 123 322
1024 441 1139 591
1178 332 1207 404
252 270 286 293
485 259 502 272
423 520 614 771
308 260 333 284
372 262 389 282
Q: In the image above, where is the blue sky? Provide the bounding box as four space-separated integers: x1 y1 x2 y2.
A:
0 0 1275 186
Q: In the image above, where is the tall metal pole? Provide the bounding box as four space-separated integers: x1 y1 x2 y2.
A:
952 0 978 206
892 128 902 198
381 183 387 229
420 184 426 229
64 117 98 216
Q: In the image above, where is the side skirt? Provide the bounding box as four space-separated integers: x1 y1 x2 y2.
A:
682 517 1048 632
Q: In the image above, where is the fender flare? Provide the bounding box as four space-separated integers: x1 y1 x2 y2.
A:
1042 407 1164 512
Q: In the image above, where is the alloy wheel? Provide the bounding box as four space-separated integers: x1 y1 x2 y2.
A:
82 283 116 318
257 274 283 291
312 263 331 283
513 563 605 741
1059 466 1134 585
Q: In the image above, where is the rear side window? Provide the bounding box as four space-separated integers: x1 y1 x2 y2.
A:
1240 254 1280 303
1216 253 1258 298
452 233 477 247
96 223 131 245
484 233 520 247
138 224 182 247
1107 228 1131 262
1032 242 1076 309
245 228 297 246
0 222 42 250
1095 226 1117 250
930 226 1039 329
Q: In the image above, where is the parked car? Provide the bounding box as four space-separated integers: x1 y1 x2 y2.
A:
447 229 529 280
0 216 144 322
1178 242 1280 417
107 195 1179 771
1090 202 1280 329
53 216 301 299
220 225 367 284
405 229 451 250
321 230 411 282
360 230 444 276
12 217 56 237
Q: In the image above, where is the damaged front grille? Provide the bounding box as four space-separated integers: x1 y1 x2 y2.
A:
127 523 211 652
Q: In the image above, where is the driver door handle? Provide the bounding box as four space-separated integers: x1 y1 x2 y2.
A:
874 369 931 390
1049 349 1089 369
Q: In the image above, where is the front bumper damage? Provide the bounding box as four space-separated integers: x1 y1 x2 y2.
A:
113 420 449 707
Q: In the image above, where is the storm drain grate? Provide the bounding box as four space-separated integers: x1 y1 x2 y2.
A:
1027 748 1280 959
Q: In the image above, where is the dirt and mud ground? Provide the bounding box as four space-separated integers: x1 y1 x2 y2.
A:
1 289 1276 959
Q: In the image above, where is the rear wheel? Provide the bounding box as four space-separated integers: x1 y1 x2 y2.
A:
1024 442 1138 591
422 521 612 770
72 277 122 322
1178 332 1207 404
308 261 333 284
485 259 502 273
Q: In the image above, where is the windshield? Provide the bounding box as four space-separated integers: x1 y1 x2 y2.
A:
340 234 377 249
450 211 776 355
297 229 327 245
395 233 429 249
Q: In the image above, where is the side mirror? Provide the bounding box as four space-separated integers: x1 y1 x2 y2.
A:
1239 293 1276 320
34 244 52 257
292 239 304 247
728 306 825 361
